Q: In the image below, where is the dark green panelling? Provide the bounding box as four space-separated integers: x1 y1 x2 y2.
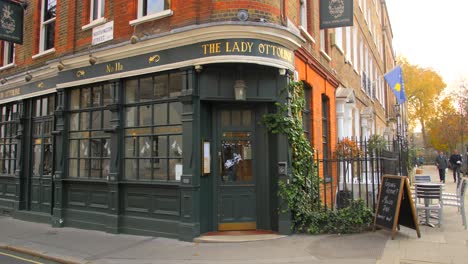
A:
120 215 180 239
64 209 110 232
199 64 279 101
199 103 213 234
12 210 51 224
254 105 271 230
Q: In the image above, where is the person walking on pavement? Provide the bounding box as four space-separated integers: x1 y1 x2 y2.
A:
449 149 463 183
435 151 448 183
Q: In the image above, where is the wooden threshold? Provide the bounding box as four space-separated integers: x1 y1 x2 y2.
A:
218 222 256 231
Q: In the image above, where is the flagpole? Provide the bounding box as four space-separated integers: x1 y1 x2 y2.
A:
394 103 402 176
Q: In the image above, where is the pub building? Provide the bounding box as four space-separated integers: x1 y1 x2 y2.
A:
0 21 316 240
0 0 394 241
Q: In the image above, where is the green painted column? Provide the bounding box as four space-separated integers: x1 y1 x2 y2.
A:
52 89 66 227
13 100 25 211
178 69 201 241
105 82 122 234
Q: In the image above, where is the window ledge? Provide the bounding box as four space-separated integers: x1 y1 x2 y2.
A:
334 45 344 55
82 17 107 31
129 9 173 26
0 63 15 71
320 50 331 62
32 48 56 60
299 26 315 44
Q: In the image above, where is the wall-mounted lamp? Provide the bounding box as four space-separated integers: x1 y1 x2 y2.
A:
194 65 203 73
130 35 139 44
0 78 7 84
25 72 32 82
57 61 65 71
234 80 247 101
278 68 287 76
89 55 97 65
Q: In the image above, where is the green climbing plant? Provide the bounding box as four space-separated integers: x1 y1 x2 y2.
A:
262 80 374 234
262 80 320 231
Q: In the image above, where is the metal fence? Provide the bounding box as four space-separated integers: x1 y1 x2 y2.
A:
313 139 402 212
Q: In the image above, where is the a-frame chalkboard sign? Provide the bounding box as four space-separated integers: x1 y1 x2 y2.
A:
374 175 420 239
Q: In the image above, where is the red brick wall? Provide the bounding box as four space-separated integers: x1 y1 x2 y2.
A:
1 0 302 76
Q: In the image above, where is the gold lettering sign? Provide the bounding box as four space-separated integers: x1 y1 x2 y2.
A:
201 40 293 63
149 55 160 64
76 70 86 78
37 82 44 88
106 62 124 73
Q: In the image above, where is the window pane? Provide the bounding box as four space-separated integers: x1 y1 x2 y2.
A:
102 84 112 105
70 113 79 131
80 140 89 157
140 136 152 158
125 159 137 179
144 0 164 16
91 111 101 129
44 0 57 20
34 99 41 117
48 95 55 115
32 145 41 176
231 110 241 126
169 135 182 157
69 140 79 157
45 21 55 50
125 79 138 103
102 139 110 157
43 144 53 175
90 139 102 157
69 159 78 177
80 112 90 130
70 89 80 110
125 107 137 127
125 137 136 157
140 105 152 126
103 110 111 129
154 103 167 125
92 86 102 107
90 159 101 178
139 159 152 179
154 75 168 99
242 110 251 127
81 88 91 108
169 159 182 181
79 159 88 177
155 136 167 157
102 159 109 177
140 77 153 102
41 98 48 117
169 102 182 124
169 72 182 97
153 159 167 180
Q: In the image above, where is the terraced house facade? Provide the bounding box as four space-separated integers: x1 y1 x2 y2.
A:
0 0 397 241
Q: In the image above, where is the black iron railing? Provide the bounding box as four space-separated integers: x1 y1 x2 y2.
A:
313 139 401 212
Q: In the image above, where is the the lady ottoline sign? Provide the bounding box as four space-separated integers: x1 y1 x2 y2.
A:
0 0 23 44
319 0 353 29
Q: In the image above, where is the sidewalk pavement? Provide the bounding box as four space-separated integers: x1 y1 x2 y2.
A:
0 165 466 264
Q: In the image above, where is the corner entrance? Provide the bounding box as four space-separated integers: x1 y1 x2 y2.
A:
216 107 256 231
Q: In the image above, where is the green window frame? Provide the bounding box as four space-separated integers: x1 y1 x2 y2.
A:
68 84 113 179
123 71 183 181
0 103 18 176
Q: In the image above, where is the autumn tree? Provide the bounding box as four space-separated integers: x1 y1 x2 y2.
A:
448 79 468 152
399 57 446 147
426 98 459 152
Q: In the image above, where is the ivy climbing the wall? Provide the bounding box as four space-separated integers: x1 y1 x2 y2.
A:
262 80 320 231
262 80 373 234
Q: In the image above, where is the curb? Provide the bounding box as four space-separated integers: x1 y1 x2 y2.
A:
0 245 83 264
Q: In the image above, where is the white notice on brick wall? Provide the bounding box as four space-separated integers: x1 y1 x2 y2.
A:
92 21 113 45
